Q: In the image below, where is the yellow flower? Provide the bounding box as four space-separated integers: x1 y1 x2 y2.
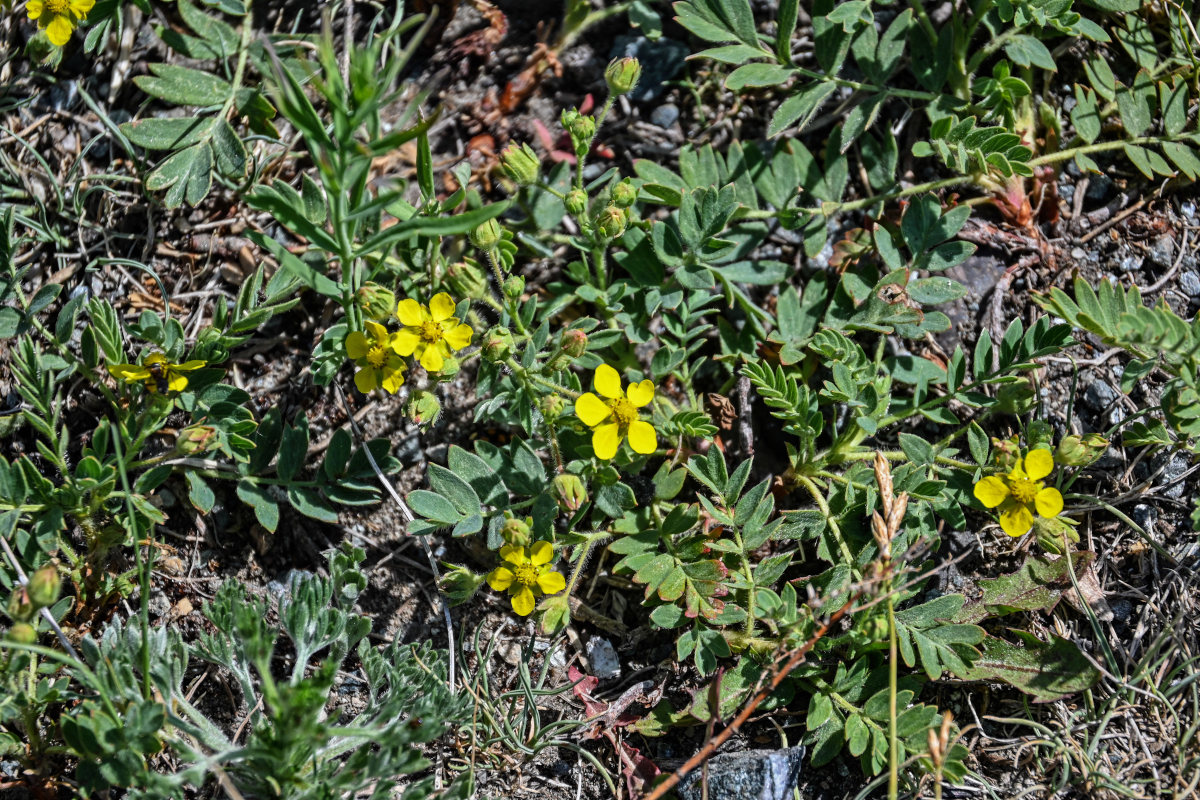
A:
27 0 94 47
345 320 406 394
973 449 1064 537
486 541 566 616
394 292 473 373
573 364 657 460
107 352 206 394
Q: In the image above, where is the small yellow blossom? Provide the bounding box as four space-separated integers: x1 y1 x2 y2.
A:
486 541 566 616
573 364 657 460
107 352 206 394
345 320 406 394
394 292 473 373
27 0 94 47
973 449 1064 537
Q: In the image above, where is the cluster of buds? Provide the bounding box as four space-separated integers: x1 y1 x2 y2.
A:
174 424 218 456
870 452 908 565
481 326 514 363
501 515 533 548
4 565 62 645
469 218 504 252
561 108 596 159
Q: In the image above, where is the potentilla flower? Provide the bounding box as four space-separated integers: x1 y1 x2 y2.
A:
573 364 657 460
486 541 566 616
27 0 94 47
107 352 206 394
973 449 1064 537
394 292 473 373
345 320 406 394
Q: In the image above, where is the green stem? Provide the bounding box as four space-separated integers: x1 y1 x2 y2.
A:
887 587 899 800
796 475 856 568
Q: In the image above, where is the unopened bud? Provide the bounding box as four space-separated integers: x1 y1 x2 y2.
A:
605 57 642 96
5 623 36 645
501 517 532 548
503 275 525 301
482 327 513 362
6 588 33 623
406 390 441 426
1056 433 1108 467
439 564 486 606
552 473 589 513
445 260 490 301
539 393 566 420
995 378 1036 415
611 178 637 209
561 109 596 156
27 566 61 609
992 438 1020 471
560 329 588 358
499 142 540 187
175 424 218 456
469 218 503 251
595 206 627 239
354 281 396 321
1034 515 1080 554
565 189 588 217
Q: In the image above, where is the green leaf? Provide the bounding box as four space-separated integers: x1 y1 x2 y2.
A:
768 82 838 137
428 463 482 516
134 63 231 106
287 486 339 522
276 418 309 483
145 143 213 208
407 489 462 525
1116 69 1156 137
908 276 966 305
725 62 792 90
1004 35 1056 71
186 471 216 513
959 632 1100 701
121 116 214 150
955 552 1098 624
1071 85 1101 144
237 480 280 532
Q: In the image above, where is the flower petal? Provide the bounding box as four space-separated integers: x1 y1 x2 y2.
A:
46 15 73 46
380 368 404 394
173 360 207 372
999 503 1034 537
499 545 526 566
592 422 622 460
345 331 369 359
71 0 95 17
364 319 389 343
27 0 43 20
166 372 190 393
574 392 612 427
354 367 378 394
537 569 566 595
1035 487 1063 518
393 328 420 356
973 476 1010 508
529 540 554 566
396 298 425 327
593 364 622 399
108 364 150 382
626 379 655 408
429 292 456 322
627 419 658 455
419 344 444 373
443 323 472 351
487 567 514 591
1024 449 1054 481
511 586 536 616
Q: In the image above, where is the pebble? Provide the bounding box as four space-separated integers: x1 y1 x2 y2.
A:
1148 235 1175 268
1182 200 1196 220
1085 173 1114 201
649 103 680 129
1071 247 1087 260
1119 253 1143 273
677 747 807 800
1152 452 1189 499
1180 271 1200 297
1110 598 1133 624
586 636 621 680
1084 379 1118 410
1094 446 1124 470
1131 503 1158 531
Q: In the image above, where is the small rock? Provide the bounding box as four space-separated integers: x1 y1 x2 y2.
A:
586 636 621 680
1131 503 1158 531
1071 247 1087 260
1180 271 1200 298
1119 253 1143 273
147 591 171 618
677 747 807 800
1085 173 1113 201
649 103 680 129
1152 452 1189 499
1148 235 1175 267
1084 379 1118 410
1182 200 1196 220
1094 446 1124 470
1110 598 1133 623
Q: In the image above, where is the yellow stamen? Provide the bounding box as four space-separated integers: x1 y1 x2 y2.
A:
366 346 389 369
514 563 539 587
609 397 638 427
1008 477 1040 505
46 0 69 12
420 321 443 343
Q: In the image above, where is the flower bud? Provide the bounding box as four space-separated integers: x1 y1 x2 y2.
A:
501 516 532 548
469 218 503 251
1026 419 1054 452
406 390 442 426
539 393 566 420
439 564 486 606
595 206 627 239
605 57 642 96
503 275 525 301
499 142 540 187
552 473 589 513
995 378 1036 415
482 326 514 362
27 566 61 609
434 356 461 381
611 178 637 209
1034 515 1079 554
175 424 218 456
992 438 1020 472
445 260 490 301
559 329 588 358
6 588 34 623
565 189 588 217
561 109 596 156
354 281 396 321
1056 433 1108 467
5 623 36 646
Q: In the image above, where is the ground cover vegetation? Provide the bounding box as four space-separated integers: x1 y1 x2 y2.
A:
0 0 1198 797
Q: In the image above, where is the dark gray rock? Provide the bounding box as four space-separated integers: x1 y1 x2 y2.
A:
1111 598 1133 623
650 103 680 129
1148 235 1175 268
1180 271 1200 298
1084 379 1118 411
677 747 807 800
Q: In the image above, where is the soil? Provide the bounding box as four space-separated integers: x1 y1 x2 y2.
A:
1 1 1198 799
